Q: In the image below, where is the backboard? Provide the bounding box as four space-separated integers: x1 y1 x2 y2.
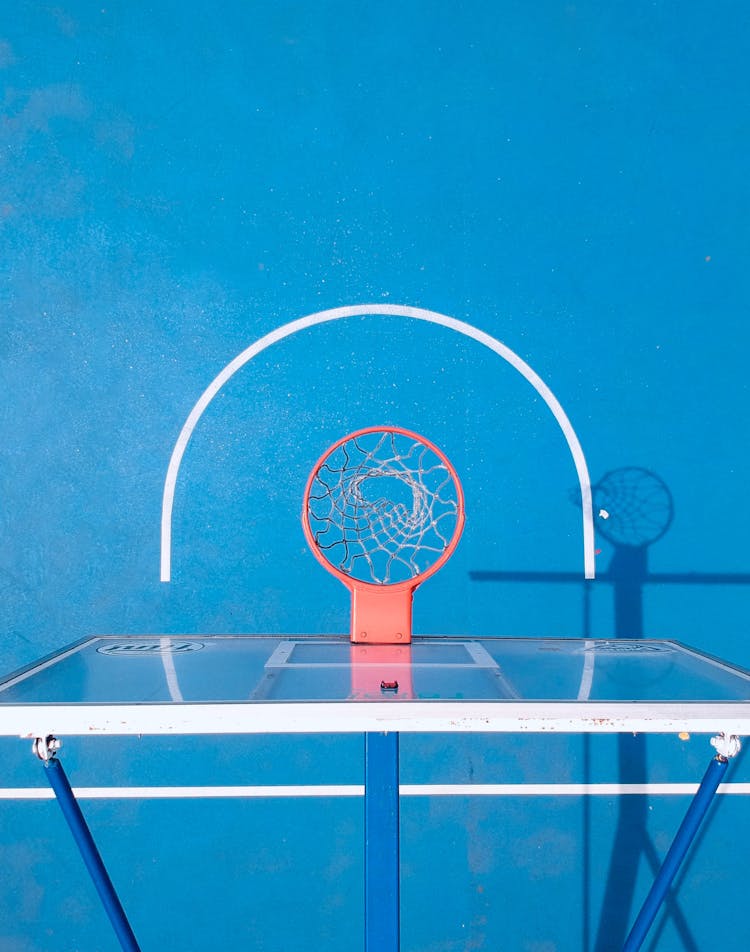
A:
1 634 750 739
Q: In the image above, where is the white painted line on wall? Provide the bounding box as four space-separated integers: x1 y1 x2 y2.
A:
160 636 184 702
3 782 750 800
160 305 595 581
0 785 364 800
401 783 750 796
577 648 596 701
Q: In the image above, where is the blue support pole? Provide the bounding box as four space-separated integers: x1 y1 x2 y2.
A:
42 753 142 952
622 753 729 952
364 731 400 952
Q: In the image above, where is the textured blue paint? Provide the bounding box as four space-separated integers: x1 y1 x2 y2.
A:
2 2 750 949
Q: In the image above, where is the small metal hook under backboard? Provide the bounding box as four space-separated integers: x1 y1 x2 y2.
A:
33 735 62 762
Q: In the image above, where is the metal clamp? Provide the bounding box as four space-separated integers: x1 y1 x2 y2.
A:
710 732 742 761
32 735 62 762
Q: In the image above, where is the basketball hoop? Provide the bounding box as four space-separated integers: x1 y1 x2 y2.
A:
302 426 465 644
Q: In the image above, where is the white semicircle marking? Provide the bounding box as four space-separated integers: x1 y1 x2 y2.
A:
160 305 595 581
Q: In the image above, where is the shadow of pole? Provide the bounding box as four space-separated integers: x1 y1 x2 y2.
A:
469 467 750 951
594 543 656 952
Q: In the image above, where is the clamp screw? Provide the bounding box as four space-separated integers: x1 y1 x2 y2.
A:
711 733 741 761
32 736 62 762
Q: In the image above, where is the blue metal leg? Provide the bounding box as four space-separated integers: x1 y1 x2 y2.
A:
622 744 733 952
38 740 142 952
364 731 400 952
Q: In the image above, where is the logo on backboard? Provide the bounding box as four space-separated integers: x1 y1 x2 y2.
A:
96 641 205 656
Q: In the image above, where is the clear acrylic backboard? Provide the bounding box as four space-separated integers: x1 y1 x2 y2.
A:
1 635 750 738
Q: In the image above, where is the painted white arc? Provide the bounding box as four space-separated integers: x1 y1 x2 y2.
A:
160 305 596 581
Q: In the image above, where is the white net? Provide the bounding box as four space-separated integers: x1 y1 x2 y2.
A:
305 429 462 585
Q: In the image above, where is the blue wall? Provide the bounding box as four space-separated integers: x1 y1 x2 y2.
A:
2 3 750 949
